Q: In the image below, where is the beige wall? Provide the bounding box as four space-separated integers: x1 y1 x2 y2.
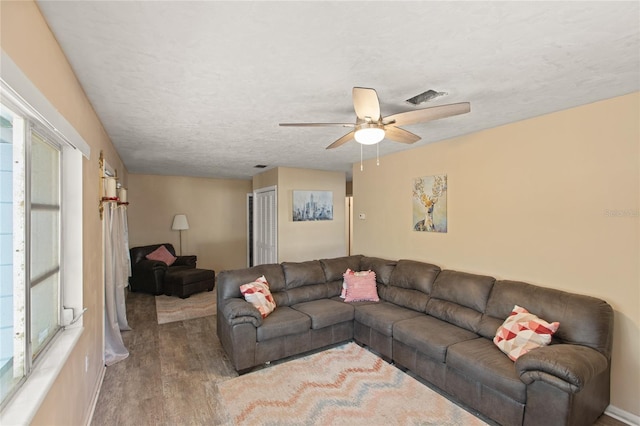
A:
252 167 278 190
352 92 640 415
277 167 346 261
127 174 252 272
1 1 127 424
253 167 347 262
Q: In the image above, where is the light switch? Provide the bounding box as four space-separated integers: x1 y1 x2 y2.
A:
359 213 366 220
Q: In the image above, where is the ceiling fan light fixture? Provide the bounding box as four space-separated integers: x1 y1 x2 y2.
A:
354 124 385 145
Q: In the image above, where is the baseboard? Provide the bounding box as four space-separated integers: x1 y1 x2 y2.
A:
84 364 106 426
605 405 640 426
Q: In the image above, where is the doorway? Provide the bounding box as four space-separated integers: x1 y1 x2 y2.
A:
253 186 277 265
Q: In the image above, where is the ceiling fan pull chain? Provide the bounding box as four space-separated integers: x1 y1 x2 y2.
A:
360 143 364 171
376 142 380 166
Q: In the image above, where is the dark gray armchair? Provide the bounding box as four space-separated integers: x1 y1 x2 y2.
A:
129 243 196 295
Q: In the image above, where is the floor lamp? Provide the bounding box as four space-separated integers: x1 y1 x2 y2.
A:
172 214 189 255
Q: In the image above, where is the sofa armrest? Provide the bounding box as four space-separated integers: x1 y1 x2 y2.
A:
515 344 608 393
134 258 168 272
221 298 263 328
174 255 197 268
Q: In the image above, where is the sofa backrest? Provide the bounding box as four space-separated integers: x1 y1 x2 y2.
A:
360 256 397 285
217 263 288 306
380 260 441 312
282 260 328 305
218 256 614 360
426 270 496 333
479 280 614 359
320 255 364 298
130 243 176 266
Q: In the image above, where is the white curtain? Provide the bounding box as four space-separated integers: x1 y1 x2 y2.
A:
104 203 131 366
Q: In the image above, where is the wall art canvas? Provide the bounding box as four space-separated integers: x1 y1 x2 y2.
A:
412 174 447 232
293 190 333 221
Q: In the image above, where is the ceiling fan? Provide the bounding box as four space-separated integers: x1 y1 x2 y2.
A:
279 87 471 149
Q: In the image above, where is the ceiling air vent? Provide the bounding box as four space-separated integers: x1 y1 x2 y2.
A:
406 90 447 105
254 164 267 168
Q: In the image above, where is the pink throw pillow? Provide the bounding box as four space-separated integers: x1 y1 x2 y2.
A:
344 270 379 302
341 268 373 298
494 305 560 361
240 275 277 318
145 245 177 266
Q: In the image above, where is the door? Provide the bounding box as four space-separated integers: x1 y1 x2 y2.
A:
253 186 277 265
247 193 253 267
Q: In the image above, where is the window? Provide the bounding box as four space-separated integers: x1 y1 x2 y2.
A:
1 53 87 423
0 101 63 407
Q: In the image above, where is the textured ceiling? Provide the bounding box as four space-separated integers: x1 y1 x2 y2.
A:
36 1 639 180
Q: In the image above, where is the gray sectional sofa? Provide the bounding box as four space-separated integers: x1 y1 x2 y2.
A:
216 255 613 426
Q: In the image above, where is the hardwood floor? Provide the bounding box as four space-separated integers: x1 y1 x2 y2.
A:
90 291 627 426
91 291 238 425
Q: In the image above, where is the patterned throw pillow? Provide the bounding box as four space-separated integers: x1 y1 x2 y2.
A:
494 305 560 361
343 270 379 302
240 275 277 318
340 268 374 298
145 245 177 266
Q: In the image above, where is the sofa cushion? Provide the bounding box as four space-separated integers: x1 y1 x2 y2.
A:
282 260 326 289
330 295 378 307
320 255 363 282
447 338 527 403
389 259 441 293
377 259 440 312
354 301 422 336
321 256 364 299
256 306 311 342
482 280 614 359
431 270 495 312
292 299 354 329
494 305 560 361
359 257 397 285
240 275 276 319
426 270 495 333
218 264 286 300
286 283 329 305
378 286 429 313
145 245 177 266
393 316 479 363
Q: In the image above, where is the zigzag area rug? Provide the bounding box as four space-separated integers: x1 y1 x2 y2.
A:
155 290 216 324
217 342 488 425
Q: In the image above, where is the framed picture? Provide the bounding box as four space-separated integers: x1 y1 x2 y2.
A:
412 174 447 232
293 190 333 221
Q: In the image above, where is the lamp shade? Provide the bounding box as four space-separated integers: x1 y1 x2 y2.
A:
172 214 189 231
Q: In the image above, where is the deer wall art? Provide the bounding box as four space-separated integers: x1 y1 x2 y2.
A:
412 174 447 232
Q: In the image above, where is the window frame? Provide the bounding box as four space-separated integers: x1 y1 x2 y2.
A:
1 51 89 424
28 125 64 362
1 92 66 408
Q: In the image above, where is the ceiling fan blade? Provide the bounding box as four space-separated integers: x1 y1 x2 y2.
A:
353 87 381 121
384 126 421 144
279 123 355 127
326 131 355 149
384 102 470 127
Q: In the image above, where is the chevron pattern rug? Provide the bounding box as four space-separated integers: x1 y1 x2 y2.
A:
216 342 488 425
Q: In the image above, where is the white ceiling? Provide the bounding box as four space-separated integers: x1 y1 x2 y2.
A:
36 1 639 180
